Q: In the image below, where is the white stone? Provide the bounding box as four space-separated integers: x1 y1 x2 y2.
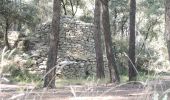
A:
39 65 46 69
31 50 40 57
0 77 10 84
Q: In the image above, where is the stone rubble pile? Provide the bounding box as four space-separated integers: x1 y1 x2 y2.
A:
29 16 109 78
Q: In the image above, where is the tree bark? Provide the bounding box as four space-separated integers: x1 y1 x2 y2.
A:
128 0 137 81
43 0 61 88
94 0 105 79
4 18 10 49
61 0 67 15
113 8 117 35
69 0 78 17
165 0 170 62
101 0 120 82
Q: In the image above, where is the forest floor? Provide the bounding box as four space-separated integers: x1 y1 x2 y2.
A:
1 75 170 100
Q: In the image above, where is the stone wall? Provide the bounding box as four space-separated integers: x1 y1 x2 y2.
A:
35 16 108 78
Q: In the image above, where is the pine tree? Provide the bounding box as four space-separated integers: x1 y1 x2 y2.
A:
94 0 105 79
43 0 61 88
128 0 137 81
101 0 120 82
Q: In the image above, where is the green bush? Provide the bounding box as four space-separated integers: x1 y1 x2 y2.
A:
112 35 165 76
9 65 41 83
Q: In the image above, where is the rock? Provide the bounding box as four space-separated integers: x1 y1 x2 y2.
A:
59 60 77 66
35 34 41 38
31 60 37 65
29 70 37 74
0 77 10 84
22 53 30 59
37 58 43 64
39 65 46 70
29 16 110 78
31 50 41 57
14 55 27 66
80 63 84 67
42 61 47 65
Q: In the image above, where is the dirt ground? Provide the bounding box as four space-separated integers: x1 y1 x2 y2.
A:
1 76 170 100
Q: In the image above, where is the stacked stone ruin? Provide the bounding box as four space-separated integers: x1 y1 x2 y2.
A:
35 16 108 78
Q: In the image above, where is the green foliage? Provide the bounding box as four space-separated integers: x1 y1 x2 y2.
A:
61 0 86 16
79 14 93 23
109 0 129 34
9 65 41 83
139 0 164 16
0 0 40 32
112 34 167 76
0 47 16 74
137 0 164 41
0 47 41 84
109 0 166 78
25 59 35 68
0 0 168 87
113 38 128 75
136 41 156 71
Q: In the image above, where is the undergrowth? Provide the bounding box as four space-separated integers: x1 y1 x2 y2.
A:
9 67 42 84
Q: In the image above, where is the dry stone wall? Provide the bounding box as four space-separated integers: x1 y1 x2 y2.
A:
35 16 108 78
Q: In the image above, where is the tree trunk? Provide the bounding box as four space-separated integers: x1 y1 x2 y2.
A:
18 21 22 31
94 0 105 79
128 0 137 81
61 0 67 15
4 18 10 49
165 0 170 62
69 0 78 17
43 0 61 88
101 0 120 82
113 8 117 35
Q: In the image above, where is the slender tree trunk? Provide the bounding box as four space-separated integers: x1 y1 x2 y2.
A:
128 0 137 81
121 16 128 38
69 0 78 17
4 19 10 49
113 8 117 35
44 0 61 88
101 0 120 82
165 0 170 62
18 21 22 31
61 0 67 15
94 0 105 79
